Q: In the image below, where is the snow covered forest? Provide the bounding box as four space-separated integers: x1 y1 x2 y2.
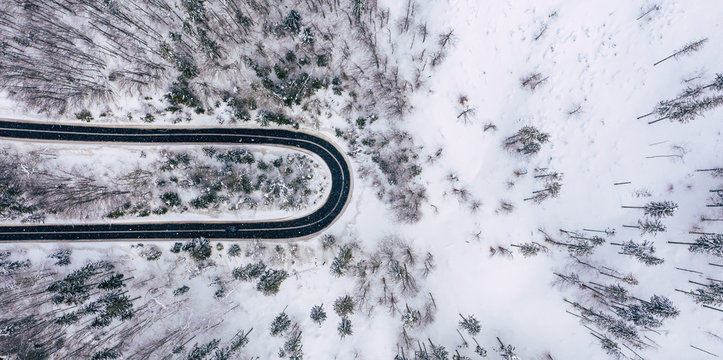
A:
1 0 723 359
0 143 328 223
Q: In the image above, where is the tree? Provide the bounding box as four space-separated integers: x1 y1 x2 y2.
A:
284 10 302 34
279 328 303 360
256 269 288 295
638 218 666 235
653 38 708 66
685 281 723 306
619 240 664 265
644 295 679 318
270 311 291 336
337 317 352 338
615 304 662 328
427 339 449 360
91 348 120 360
458 314 480 335
333 295 355 317
402 305 421 328
643 201 677 218
50 249 72 266
228 244 242 257
688 234 723 257
310 304 327 325
503 126 550 155
496 338 519 360
232 261 267 281
330 245 353 276
182 238 212 261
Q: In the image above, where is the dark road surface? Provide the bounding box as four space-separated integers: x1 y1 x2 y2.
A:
0 120 351 241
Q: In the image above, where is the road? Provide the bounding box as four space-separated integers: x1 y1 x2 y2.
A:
0 120 351 241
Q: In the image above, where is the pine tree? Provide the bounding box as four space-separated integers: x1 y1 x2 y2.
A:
227 244 242 257
270 311 291 336
688 234 723 257
182 237 212 261
284 10 302 34
458 314 481 336
638 218 666 235
401 305 421 328
427 339 449 360
280 329 303 360
504 126 550 155
352 0 366 19
90 348 120 360
709 73 723 91
337 317 352 339
596 336 622 359
301 28 314 46
686 281 723 306
643 201 677 218
256 269 288 295
333 295 355 317
330 245 353 276
615 304 662 328
310 304 327 325
644 295 679 318
232 261 267 281
496 338 519 360
620 240 664 265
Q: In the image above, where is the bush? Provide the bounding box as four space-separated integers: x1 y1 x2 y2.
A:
75 110 93 122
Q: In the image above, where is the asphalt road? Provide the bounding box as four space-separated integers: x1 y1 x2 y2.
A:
0 120 351 241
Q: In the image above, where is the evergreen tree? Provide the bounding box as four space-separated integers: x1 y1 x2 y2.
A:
644 295 679 318
182 238 212 261
427 339 449 360
638 218 666 235
270 311 291 336
90 348 119 360
310 304 327 325
284 10 302 34
503 126 550 155
458 314 481 336
615 304 662 328
256 269 288 295
401 305 421 328
687 281 723 306
333 295 355 317
643 201 677 218
496 338 519 360
596 336 622 359
620 240 664 266
50 249 72 266
688 234 723 257
337 317 352 339
301 28 314 46
280 329 303 360
187 339 219 360
232 261 267 281
98 273 125 291
227 244 242 257
330 245 353 276
352 0 366 19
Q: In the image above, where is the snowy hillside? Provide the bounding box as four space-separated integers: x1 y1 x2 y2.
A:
1 0 722 359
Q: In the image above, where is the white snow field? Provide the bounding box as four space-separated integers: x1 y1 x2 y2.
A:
1 1 722 359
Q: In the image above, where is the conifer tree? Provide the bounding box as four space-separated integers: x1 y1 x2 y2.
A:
310 304 327 325
458 314 481 336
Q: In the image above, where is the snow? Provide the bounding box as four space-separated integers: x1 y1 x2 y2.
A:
2 0 723 359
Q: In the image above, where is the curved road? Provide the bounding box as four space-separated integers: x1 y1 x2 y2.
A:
0 120 351 241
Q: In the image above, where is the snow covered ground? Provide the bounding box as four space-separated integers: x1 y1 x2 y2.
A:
1 0 722 359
